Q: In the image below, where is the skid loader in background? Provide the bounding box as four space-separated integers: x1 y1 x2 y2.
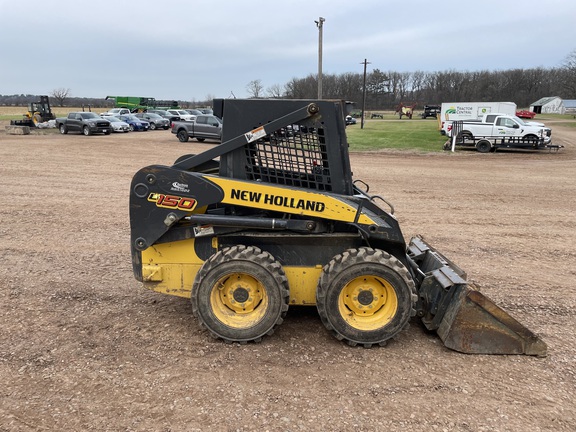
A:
129 99 547 356
10 95 55 127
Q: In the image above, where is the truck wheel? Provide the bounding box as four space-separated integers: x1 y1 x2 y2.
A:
59 124 68 135
316 247 417 348
83 126 91 136
196 137 206 142
476 140 492 153
191 245 290 343
177 130 189 142
524 135 539 148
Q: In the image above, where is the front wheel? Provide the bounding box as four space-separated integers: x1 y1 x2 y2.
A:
177 130 189 142
316 248 417 348
191 245 290 343
524 135 539 148
83 126 91 136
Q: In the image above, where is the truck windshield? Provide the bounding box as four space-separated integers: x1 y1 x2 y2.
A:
513 116 528 126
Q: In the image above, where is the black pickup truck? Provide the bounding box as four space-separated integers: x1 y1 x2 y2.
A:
171 114 222 142
56 112 112 136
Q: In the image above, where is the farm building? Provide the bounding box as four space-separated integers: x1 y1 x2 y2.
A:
563 100 576 114
529 96 565 114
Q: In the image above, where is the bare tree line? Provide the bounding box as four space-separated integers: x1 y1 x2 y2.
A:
3 51 575 110
252 66 573 109
249 50 576 109
0 92 216 110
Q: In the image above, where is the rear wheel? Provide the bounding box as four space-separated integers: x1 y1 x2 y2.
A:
59 124 68 134
196 137 206 142
316 248 417 348
149 122 157 130
177 130 189 142
476 139 492 153
191 245 289 343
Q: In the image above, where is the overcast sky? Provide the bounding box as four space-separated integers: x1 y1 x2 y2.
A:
1 0 575 101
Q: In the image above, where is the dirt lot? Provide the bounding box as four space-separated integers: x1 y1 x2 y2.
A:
1 122 575 431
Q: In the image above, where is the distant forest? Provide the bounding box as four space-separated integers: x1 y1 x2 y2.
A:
2 61 576 111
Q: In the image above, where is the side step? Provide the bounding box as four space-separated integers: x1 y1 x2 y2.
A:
407 236 547 356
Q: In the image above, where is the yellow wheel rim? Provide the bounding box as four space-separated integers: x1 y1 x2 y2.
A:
210 273 268 328
338 275 398 331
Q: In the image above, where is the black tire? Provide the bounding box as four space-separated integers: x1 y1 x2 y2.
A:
191 245 289 343
59 124 68 135
196 137 206 142
177 130 189 142
316 247 417 348
524 135 539 148
476 139 492 153
83 126 91 136
149 123 157 130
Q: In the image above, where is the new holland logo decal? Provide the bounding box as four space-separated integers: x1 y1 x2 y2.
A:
230 188 325 212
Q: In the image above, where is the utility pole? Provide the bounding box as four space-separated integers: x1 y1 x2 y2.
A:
315 17 325 99
361 59 371 129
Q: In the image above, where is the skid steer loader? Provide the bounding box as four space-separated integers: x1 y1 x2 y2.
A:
129 99 547 356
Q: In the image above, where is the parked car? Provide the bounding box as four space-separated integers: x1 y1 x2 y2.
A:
55 112 112 136
134 112 170 130
197 108 213 115
171 114 222 142
101 108 131 117
167 109 196 122
185 109 204 116
118 114 150 131
421 105 441 119
147 109 180 123
345 115 357 125
103 116 130 133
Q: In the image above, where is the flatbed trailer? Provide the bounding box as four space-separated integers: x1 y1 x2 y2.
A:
445 120 556 153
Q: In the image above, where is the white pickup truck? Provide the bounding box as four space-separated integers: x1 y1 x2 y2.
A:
446 114 552 152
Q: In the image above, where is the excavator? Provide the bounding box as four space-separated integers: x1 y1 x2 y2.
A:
129 98 547 356
10 95 55 127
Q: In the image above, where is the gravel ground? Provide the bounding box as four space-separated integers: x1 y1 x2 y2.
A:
1 121 574 431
